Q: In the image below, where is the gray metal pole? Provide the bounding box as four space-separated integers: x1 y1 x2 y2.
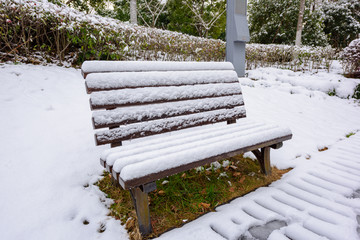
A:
226 0 250 77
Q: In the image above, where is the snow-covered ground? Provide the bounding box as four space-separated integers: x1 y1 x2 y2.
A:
0 62 359 240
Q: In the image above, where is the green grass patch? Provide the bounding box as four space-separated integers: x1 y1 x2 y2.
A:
346 132 356 138
96 155 291 239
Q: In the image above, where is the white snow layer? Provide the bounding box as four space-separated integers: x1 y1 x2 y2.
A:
1 63 360 240
90 83 242 108
95 106 246 144
86 70 238 91
82 61 234 74
107 120 291 182
92 95 244 128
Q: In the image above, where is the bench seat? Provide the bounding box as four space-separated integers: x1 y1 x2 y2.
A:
82 60 292 235
101 118 292 189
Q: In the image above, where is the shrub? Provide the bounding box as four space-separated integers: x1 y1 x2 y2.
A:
322 0 360 49
248 0 328 46
340 38 360 78
246 44 335 72
0 0 225 66
353 84 360 99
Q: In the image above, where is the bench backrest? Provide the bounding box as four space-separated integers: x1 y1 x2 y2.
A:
82 61 246 146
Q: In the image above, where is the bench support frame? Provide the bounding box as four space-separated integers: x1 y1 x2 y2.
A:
252 147 271 175
129 186 153 236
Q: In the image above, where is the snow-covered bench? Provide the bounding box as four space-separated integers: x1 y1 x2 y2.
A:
81 61 292 235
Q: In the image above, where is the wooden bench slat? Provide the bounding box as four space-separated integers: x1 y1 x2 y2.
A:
92 95 244 129
119 135 291 189
82 61 234 78
86 70 239 93
112 124 292 189
95 107 246 145
107 122 276 170
102 120 263 166
90 83 242 110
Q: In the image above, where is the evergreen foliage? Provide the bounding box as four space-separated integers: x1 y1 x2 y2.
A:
341 38 360 78
248 0 328 46
322 0 360 49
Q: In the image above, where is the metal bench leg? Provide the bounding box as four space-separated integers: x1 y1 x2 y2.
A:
252 147 271 175
129 187 152 236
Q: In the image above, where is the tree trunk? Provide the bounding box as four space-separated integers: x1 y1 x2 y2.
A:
295 0 306 46
130 0 138 24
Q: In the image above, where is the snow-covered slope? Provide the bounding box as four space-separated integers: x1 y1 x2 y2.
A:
0 63 359 239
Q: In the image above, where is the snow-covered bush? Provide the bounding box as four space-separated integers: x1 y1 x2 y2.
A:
340 38 360 78
246 44 335 72
248 0 328 46
353 84 360 99
322 0 360 49
0 0 225 65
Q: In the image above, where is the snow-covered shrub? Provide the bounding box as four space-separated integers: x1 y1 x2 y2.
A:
340 38 360 78
353 84 360 99
0 0 225 65
246 44 335 72
248 0 328 46
322 0 360 49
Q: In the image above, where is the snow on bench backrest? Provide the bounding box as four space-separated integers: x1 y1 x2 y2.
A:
82 61 246 146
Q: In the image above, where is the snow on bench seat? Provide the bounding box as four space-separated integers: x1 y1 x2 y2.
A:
85 70 238 93
104 119 291 189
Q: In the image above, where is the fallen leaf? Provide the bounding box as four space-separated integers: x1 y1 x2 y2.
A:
229 187 235 192
181 173 186 178
239 176 246 183
158 190 165 195
200 202 210 209
171 205 178 213
233 172 241 177
230 165 238 170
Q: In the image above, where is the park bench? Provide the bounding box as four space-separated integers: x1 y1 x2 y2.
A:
81 61 292 236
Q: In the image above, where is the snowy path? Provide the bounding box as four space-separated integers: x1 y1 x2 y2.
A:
0 64 359 240
158 134 360 240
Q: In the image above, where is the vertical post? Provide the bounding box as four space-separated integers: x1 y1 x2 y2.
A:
262 147 271 175
251 147 272 175
226 0 250 77
130 187 152 236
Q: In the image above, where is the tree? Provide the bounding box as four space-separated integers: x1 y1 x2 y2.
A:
295 0 306 46
130 0 137 24
248 0 328 46
64 0 112 14
182 0 226 38
138 0 168 28
166 0 226 39
322 0 360 48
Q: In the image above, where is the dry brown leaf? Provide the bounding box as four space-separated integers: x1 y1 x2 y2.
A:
229 187 235 192
158 190 165 195
233 172 241 177
200 202 210 209
181 173 186 178
239 176 246 183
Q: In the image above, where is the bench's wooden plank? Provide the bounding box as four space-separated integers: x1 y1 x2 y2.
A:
92 96 244 129
95 107 246 145
106 122 282 171
101 119 259 163
86 70 239 93
82 61 234 78
90 83 242 110
114 134 292 189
